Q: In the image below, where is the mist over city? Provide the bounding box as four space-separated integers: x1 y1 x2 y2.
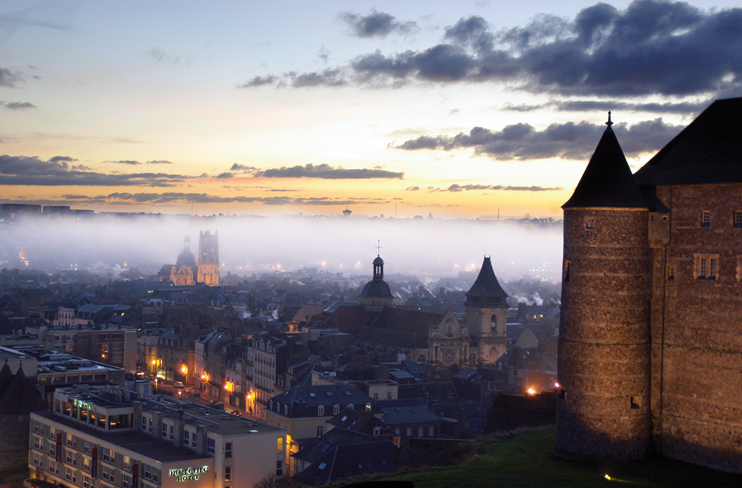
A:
0 213 563 285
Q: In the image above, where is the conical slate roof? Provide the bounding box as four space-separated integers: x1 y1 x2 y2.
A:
465 257 508 309
635 97 742 186
563 123 648 209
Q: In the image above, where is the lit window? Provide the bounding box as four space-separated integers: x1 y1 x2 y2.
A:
701 210 711 227
225 466 232 482
585 217 594 230
277 438 283 452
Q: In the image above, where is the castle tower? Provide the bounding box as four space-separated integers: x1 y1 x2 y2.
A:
464 256 509 364
554 114 652 460
197 230 220 286
359 254 395 312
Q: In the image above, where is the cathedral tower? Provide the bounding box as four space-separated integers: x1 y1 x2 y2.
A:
359 254 395 312
464 256 509 364
554 115 652 460
197 230 220 286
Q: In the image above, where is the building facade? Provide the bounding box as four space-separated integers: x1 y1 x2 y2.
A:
197 230 219 287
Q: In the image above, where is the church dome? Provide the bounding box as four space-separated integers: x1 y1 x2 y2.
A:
373 256 384 266
359 279 393 298
176 249 196 270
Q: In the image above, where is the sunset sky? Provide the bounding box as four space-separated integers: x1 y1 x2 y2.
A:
1 0 740 218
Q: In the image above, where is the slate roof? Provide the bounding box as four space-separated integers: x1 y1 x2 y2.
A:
635 97 742 186
381 405 439 425
292 440 397 487
359 279 394 299
563 124 648 209
292 426 379 462
465 257 509 308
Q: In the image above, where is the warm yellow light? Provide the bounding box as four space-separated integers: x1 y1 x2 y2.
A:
246 393 252 400
527 387 536 395
554 382 560 388
224 384 229 390
201 374 206 380
605 474 611 480
152 360 156 365
181 366 187 374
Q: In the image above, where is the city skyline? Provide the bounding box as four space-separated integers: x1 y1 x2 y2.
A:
1 0 741 218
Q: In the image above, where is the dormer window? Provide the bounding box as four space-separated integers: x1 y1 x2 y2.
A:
317 405 325 416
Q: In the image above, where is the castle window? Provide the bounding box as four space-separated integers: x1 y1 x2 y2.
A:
630 396 642 409
737 257 742 282
701 210 711 227
694 254 718 280
585 217 594 230
734 211 742 228
563 261 571 282
667 266 675 280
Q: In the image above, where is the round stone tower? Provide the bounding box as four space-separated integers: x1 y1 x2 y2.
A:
555 115 652 460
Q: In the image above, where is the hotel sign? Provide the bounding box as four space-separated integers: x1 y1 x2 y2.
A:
169 466 209 482
74 399 91 410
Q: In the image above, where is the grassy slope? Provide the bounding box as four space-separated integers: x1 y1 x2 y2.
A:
355 428 742 488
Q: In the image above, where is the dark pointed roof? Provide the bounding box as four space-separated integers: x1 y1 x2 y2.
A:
465 257 508 309
635 97 742 186
563 123 648 209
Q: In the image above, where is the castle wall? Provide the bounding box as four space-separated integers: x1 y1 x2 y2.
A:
555 208 651 460
651 183 742 473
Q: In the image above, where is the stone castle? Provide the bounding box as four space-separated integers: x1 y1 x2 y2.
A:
555 98 742 473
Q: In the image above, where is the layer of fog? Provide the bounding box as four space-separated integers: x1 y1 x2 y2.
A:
0 215 563 284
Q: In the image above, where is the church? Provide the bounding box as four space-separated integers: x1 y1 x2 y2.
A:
335 253 509 367
555 98 742 473
157 230 220 286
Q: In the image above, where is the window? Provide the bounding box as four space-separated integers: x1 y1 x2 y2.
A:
67 433 76 447
162 422 167 437
667 265 675 280
387 392 392 400
317 426 323 437
695 254 719 280
225 442 232 458
563 260 571 282
49 426 56 439
277 438 283 452
333 404 340 415
142 464 160 483
84 457 91 472
101 447 112 463
65 466 76 483
184 430 190 446
225 466 232 481
429 426 434 436
373 427 381 436
207 437 216 455
101 466 115 482
737 256 742 282
348 403 354 410
83 476 92 488
121 475 133 488
284 405 288 415
701 210 711 227
66 450 75 465
33 436 41 450
734 211 742 227
49 442 56 457
170 424 174 440
418 426 424 437
276 460 283 476
406 427 412 436
123 455 131 471
149 418 153 434
49 460 59 475
585 217 594 230
32 452 42 466
141 417 147 431
373 393 379 400
317 405 324 416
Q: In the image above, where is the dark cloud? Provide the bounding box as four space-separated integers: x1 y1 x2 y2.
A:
255 163 403 179
394 118 682 160
106 160 141 165
238 75 278 88
0 67 22 87
216 172 233 179
230 163 258 173
405 186 420 191
245 1 742 97
3 101 36 110
97 192 388 207
429 184 562 192
146 160 173 165
339 9 418 38
504 99 711 114
0 155 192 187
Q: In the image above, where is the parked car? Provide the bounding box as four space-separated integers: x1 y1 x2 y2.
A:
174 381 185 389
186 388 200 397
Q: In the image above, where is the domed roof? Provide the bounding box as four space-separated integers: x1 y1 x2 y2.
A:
373 256 384 266
177 249 196 269
359 279 393 299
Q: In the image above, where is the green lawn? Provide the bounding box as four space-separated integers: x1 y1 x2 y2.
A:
358 428 742 488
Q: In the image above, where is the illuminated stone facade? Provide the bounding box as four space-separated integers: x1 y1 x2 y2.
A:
556 99 742 472
197 230 219 287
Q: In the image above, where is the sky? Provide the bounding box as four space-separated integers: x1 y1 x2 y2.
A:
1 0 741 219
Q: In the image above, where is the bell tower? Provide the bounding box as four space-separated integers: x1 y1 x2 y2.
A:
464 256 509 364
197 230 220 286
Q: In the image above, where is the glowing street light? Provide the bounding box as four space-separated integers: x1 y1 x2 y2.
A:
526 387 536 395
